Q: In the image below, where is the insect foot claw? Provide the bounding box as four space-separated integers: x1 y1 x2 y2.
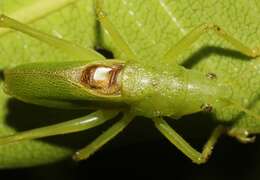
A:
228 129 256 144
236 135 256 144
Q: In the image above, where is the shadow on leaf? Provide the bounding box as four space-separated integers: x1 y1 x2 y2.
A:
183 46 252 68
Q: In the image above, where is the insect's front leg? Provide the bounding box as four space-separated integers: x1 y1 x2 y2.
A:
163 23 260 64
0 14 104 60
153 117 226 164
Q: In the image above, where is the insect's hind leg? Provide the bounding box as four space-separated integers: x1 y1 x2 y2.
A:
73 111 134 161
153 117 226 164
0 110 118 145
163 23 260 64
95 0 138 61
0 14 104 60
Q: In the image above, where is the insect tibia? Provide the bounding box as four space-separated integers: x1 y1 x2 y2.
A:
220 98 260 121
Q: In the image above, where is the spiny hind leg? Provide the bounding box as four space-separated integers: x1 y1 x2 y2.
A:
0 14 104 60
73 111 134 161
95 0 138 61
163 23 260 64
0 110 118 145
153 117 226 164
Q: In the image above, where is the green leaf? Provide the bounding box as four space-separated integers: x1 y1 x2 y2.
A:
0 0 259 168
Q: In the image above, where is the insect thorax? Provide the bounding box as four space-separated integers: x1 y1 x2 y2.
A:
121 64 231 118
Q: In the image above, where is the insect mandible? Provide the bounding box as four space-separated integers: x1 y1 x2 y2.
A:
0 0 259 164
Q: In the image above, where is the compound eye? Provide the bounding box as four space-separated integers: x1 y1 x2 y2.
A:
81 64 122 95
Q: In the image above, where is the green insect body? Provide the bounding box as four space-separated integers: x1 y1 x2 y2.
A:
4 58 230 119
0 0 259 164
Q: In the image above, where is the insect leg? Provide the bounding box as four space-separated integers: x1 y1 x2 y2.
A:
0 110 118 145
218 98 260 143
0 14 104 60
73 111 134 161
228 128 255 143
163 23 260 64
95 0 138 61
153 117 225 164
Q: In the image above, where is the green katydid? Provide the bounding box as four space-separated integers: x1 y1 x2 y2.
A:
0 0 259 164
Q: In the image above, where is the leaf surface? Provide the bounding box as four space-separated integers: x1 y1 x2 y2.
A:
0 0 259 167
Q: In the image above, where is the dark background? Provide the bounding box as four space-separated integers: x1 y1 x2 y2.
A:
0 100 260 180
1 133 260 179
